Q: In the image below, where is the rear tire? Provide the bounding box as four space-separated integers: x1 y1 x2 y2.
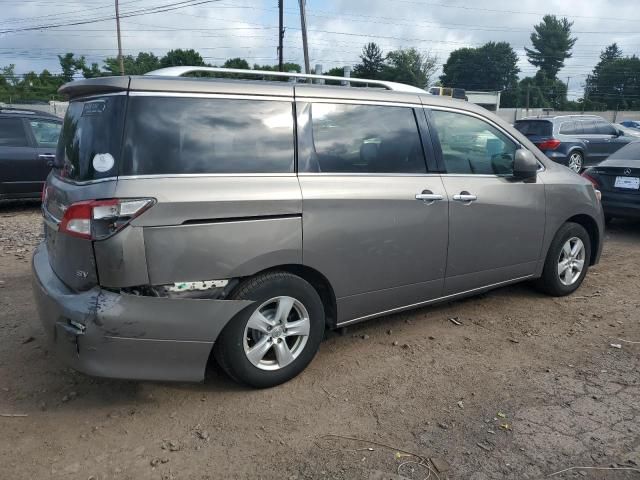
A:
214 271 325 388
534 222 591 296
567 151 583 173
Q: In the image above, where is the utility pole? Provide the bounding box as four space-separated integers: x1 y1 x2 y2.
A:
278 0 284 71
526 84 530 115
298 0 310 76
115 0 125 76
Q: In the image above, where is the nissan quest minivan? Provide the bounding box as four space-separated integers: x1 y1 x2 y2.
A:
32 67 604 388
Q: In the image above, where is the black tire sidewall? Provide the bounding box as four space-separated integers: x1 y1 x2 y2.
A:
216 273 325 388
541 222 591 296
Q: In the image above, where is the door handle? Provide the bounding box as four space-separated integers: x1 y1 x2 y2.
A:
39 154 56 167
415 191 444 203
453 192 477 202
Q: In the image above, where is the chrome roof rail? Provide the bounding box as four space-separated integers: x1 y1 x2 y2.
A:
144 66 427 93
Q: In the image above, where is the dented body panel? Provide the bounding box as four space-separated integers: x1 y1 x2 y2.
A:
32 245 252 381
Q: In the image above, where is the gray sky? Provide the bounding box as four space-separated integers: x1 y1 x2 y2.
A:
2 0 639 99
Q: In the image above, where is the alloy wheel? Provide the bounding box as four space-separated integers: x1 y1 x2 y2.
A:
243 296 310 371
568 153 583 173
557 237 586 286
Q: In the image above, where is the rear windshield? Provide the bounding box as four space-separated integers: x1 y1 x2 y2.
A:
121 96 295 175
609 141 640 161
56 95 126 181
514 120 552 137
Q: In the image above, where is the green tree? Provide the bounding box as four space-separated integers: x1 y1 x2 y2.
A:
103 52 161 75
516 72 568 109
58 53 86 83
525 15 577 79
82 62 103 78
382 48 437 88
353 42 384 79
585 53 640 109
160 49 205 68
223 57 250 70
440 42 519 97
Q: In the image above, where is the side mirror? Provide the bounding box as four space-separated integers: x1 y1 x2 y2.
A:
513 148 538 179
617 129 625 137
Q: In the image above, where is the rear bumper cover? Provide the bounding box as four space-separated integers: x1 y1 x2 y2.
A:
31 244 252 382
601 193 640 219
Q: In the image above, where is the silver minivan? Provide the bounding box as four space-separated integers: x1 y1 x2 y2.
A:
32 68 604 388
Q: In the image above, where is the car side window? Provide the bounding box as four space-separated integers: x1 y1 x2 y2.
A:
300 103 427 173
0 118 29 147
596 121 617 136
430 110 517 175
559 121 576 135
582 120 598 134
29 119 61 148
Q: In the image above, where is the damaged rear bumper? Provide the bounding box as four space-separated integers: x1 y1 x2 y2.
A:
31 244 253 382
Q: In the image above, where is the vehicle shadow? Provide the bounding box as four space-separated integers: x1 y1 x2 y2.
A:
605 218 640 241
0 199 41 214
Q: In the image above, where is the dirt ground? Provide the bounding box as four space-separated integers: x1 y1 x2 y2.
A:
0 200 639 480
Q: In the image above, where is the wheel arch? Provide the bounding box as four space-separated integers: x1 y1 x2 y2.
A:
565 214 600 266
232 264 338 329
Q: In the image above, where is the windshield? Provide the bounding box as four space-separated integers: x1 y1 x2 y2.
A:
514 120 552 137
55 95 126 181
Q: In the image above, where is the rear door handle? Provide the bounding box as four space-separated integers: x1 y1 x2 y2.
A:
453 193 477 202
39 154 56 167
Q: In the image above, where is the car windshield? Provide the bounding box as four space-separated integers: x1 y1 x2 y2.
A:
608 141 640 161
514 120 552 137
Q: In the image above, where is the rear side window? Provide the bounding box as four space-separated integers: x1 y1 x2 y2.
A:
121 97 294 175
56 96 126 181
514 120 552 137
298 103 426 173
559 121 576 135
0 118 29 147
29 119 61 148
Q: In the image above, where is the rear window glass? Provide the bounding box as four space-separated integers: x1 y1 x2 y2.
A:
609 141 640 160
56 96 126 181
121 97 294 175
514 120 552 137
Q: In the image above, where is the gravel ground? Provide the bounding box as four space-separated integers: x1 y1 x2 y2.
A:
0 201 639 480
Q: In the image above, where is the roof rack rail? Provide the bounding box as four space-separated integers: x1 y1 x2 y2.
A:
144 66 427 94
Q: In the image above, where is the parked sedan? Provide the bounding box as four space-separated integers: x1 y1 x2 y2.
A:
0 108 62 200
620 120 640 130
582 141 640 222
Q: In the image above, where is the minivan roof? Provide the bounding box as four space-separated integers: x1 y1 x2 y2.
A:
59 74 486 115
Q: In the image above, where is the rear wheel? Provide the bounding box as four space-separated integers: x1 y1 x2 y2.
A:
214 272 325 388
567 152 583 173
535 222 591 296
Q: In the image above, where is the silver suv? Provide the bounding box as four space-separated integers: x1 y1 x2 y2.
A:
32 67 604 388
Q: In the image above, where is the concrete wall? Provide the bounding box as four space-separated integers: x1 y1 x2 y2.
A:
496 108 640 124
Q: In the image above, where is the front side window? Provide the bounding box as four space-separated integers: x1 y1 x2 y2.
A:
596 121 617 136
431 110 517 175
121 97 294 175
0 118 28 147
29 119 61 148
581 120 598 135
299 103 426 173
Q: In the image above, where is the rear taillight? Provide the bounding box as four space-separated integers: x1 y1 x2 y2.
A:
535 139 561 150
581 172 602 202
59 198 155 240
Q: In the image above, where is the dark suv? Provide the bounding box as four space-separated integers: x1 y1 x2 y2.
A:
0 108 62 200
515 115 633 173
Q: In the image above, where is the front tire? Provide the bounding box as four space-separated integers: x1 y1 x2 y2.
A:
214 272 325 388
535 222 591 296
